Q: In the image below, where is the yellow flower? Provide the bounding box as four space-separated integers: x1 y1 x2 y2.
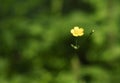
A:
70 26 84 37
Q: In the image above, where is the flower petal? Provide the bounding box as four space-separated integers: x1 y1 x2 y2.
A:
78 33 84 36
74 26 79 30
73 33 79 37
79 28 84 32
70 29 74 34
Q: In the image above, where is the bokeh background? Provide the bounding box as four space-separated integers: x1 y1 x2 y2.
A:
0 0 120 83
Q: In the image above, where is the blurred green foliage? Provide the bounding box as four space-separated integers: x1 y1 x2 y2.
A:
0 0 120 83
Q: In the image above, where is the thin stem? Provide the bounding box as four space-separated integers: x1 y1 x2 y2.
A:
75 37 79 49
86 30 94 41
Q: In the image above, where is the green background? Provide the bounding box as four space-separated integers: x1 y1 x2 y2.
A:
0 0 120 83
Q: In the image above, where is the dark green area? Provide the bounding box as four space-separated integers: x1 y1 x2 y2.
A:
0 0 120 83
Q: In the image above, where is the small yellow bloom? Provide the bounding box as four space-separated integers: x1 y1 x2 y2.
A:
70 26 84 37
